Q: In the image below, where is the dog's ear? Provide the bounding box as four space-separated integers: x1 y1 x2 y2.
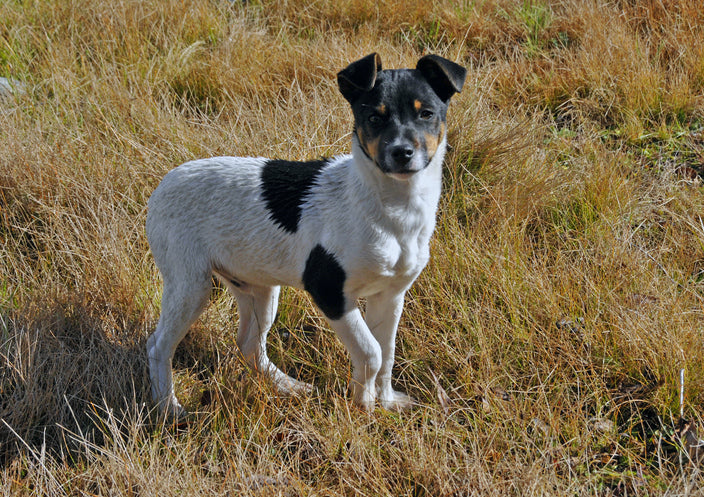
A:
337 53 382 103
416 54 467 102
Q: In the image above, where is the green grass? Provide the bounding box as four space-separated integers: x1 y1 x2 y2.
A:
1 0 704 494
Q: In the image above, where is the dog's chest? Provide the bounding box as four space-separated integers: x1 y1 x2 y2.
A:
348 225 431 297
381 232 427 275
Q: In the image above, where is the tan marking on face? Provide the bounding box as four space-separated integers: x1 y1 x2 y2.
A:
365 136 380 162
414 99 423 112
427 122 447 158
376 104 387 115
358 127 380 162
424 132 440 158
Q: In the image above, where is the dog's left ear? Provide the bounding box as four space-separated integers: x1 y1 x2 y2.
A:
416 54 467 102
337 53 382 104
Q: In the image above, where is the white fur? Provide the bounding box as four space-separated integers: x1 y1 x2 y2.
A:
146 135 447 416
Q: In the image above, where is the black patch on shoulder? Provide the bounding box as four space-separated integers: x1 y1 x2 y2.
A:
302 244 346 320
260 159 329 233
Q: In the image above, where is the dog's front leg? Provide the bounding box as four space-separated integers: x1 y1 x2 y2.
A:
365 291 414 411
328 308 382 410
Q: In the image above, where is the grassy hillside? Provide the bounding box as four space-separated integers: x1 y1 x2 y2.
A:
1 0 703 494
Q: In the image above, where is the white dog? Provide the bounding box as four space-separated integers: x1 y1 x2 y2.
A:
146 53 466 417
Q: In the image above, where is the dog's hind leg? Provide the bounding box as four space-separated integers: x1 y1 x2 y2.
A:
231 284 314 396
147 273 212 419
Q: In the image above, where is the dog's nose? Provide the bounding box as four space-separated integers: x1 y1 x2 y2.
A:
390 145 414 167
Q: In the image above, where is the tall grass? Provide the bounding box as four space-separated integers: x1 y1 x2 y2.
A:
1 0 703 494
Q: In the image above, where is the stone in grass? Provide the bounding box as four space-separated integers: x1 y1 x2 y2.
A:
0 77 26 99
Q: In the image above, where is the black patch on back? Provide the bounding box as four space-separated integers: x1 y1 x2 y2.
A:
302 244 346 320
260 159 329 233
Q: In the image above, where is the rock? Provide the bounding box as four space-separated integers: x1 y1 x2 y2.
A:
0 77 26 99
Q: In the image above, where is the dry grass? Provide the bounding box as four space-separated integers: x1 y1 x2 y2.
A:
1 0 704 494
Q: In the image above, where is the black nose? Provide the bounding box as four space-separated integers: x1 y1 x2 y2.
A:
390 145 414 167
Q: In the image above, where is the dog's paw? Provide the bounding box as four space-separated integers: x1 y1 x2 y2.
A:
349 382 376 411
379 390 415 412
156 397 188 423
273 375 315 397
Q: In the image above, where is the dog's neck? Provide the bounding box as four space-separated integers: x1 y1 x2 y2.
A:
348 135 445 232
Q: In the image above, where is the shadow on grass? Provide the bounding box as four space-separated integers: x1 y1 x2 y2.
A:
0 300 162 466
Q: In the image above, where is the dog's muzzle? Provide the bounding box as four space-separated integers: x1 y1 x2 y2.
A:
390 144 415 168
382 143 428 180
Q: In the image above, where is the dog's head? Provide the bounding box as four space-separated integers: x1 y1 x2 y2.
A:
338 53 466 180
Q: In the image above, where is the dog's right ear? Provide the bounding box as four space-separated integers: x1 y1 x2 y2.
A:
337 53 382 104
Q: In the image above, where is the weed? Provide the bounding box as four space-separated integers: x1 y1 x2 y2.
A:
516 0 553 54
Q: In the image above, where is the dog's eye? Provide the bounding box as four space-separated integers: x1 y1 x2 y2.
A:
419 110 435 120
368 114 384 125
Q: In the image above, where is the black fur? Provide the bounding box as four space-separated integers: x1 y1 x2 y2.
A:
415 55 467 103
345 69 448 175
337 53 382 104
302 244 346 320
260 159 329 233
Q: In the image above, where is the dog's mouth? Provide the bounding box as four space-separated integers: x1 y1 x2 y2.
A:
386 169 420 181
380 155 431 181
381 151 429 180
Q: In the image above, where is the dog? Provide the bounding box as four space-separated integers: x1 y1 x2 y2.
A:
146 53 466 417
